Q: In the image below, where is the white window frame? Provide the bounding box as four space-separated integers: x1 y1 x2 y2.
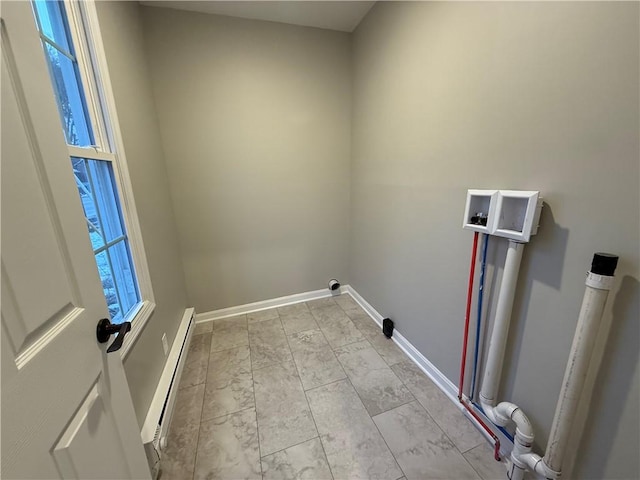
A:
56 0 156 358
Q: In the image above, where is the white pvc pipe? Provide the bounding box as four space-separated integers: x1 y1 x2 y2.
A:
494 402 534 442
494 401 537 480
543 269 615 474
475 247 616 480
479 240 524 411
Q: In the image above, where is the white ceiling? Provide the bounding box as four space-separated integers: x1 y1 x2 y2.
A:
139 1 375 32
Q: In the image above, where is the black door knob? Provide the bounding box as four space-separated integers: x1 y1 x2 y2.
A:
96 318 132 353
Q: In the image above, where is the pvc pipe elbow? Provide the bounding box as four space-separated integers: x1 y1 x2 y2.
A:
494 402 535 442
512 412 534 445
521 453 544 475
479 398 498 424
493 402 515 427
519 454 561 480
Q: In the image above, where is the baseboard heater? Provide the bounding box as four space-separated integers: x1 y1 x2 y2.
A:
141 308 195 479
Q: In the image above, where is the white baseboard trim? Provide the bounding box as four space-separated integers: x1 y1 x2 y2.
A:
344 285 513 456
195 287 348 323
141 307 195 445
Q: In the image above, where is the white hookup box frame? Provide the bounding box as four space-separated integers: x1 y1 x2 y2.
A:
463 189 499 234
463 189 542 242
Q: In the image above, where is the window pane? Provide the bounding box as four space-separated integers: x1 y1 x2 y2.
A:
72 158 104 250
42 43 94 146
87 160 125 243
107 240 139 318
32 0 73 56
77 157 140 324
95 250 122 324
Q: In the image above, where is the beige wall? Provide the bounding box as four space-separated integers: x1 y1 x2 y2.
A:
140 7 352 313
96 1 189 427
350 2 638 478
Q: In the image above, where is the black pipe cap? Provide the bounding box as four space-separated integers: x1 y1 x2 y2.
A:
591 253 619 276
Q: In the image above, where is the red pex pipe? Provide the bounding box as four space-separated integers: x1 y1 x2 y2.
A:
458 232 479 399
459 232 501 461
461 398 501 461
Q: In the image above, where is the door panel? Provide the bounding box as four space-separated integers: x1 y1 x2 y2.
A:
53 376 132 479
1 2 150 478
1 50 78 361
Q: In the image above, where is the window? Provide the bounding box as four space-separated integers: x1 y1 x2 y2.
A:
31 0 151 327
71 156 139 322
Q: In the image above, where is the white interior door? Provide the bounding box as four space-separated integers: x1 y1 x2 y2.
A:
1 2 150 478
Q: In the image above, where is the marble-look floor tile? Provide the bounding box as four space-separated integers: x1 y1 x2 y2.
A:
194 408 261 480
277 302 309 317
160 420 200 480
207 345 252 384
253 361 317 456
463 443 507 480
333 294 363 315
172 383 205 424
350 314 407 366
288 329 346 390
344 306 371 320
161 384 204 480
193 321 213 336
349 313 380 337
210 321 249 354
305 297 336 310
210 325 249 354
181 333 211 388
311 306 365 348
335 341 413 416
202 378 254 422
333 340 382 377
213 314 248 330
248 317 283 336
310 304 347 323
373 401 481 480
353 367 414 417
306 379 402 480
261 437 333 480
249 318 293 370
202 346 254 421
247 308 279 324
280 311 318 335
392 361 485 453
368 334 407 366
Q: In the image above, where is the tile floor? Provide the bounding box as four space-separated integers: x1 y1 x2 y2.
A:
160 295 507 480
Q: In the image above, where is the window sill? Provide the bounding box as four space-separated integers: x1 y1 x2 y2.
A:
120 299 156 360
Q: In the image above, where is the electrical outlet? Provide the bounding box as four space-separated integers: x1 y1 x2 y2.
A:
161 333 169 356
